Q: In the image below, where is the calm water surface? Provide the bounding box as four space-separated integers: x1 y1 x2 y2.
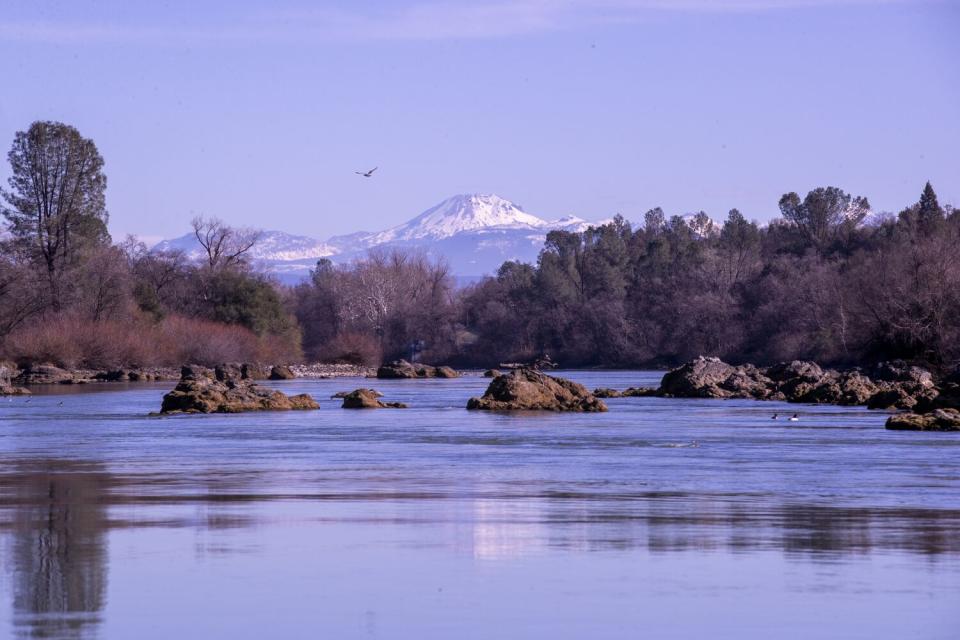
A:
1 371 958 639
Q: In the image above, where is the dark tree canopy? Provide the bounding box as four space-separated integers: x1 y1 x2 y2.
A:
1 121 109 308
457 184 959 369
918 181 943 221
778 186 869 252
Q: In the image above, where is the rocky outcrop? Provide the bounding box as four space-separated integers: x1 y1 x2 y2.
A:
886 409 960 432
484 369 502 378
242 363 270 380
621 387 659 397
159 365 319 414
871 361 935 388
215 363 273 382
14 363 74 385
341 388 407 409
467 369 607 412
0 362 30 395
269 365 296 380
593 388 622 398
659 357 739 398
376 360 460 379
656 356 947 412
719 365 777 400
332 389 383 398
94 368 179 382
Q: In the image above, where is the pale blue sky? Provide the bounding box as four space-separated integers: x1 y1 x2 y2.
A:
0 0 958 241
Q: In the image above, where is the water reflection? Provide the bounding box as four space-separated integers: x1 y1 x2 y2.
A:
3 459 960 639
471 499 548 560
3 461 108 640
536 495 960 557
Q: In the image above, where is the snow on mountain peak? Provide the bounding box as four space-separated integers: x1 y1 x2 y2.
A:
371 194 548 243
152 193 608 280
153 230 336 262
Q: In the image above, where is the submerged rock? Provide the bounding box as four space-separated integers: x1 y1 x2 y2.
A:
376 359 460 379
592 387 659 399
467 369 607 412
341 388 407 409
593 387 622 398
886 409 960 432
159 366 318 414
621 387 659 397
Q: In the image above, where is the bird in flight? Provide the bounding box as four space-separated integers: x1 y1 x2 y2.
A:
355 166 378 177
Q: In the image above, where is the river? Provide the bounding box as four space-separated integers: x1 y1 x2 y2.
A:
1 371 958 639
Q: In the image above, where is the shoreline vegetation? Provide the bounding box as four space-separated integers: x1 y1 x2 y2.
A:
2 120 958 412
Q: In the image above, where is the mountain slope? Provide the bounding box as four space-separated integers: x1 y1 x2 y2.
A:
153 230 337 263
153 194 603 281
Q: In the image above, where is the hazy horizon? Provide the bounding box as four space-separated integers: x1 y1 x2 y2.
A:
2 0 958 242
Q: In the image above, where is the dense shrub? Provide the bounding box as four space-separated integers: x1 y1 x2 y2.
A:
3 314 301 369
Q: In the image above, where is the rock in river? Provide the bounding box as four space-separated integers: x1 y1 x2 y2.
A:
0 362 30 395
593 387 622 398
886 409 960 432
658 356 742 398
376 359 459 379
159 365 319 414
269 365 296 380
467 368 607 412
14 363 75 385
341 388 407 409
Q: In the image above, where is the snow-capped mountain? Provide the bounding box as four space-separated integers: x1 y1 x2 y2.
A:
154 229 336 263
152 194 604 281
368 194 548 243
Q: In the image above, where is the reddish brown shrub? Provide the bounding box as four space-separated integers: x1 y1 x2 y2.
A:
316 331 382 365
2 313 303 369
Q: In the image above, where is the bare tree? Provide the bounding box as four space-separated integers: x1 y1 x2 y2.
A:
190 216 262 270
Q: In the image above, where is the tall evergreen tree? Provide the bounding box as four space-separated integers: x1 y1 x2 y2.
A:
918 181 944 223
1 121 109 308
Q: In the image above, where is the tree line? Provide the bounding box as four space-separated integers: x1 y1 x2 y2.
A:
459 185 958 369
2 121 957 370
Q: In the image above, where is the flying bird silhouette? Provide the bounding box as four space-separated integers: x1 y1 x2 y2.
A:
355 166 378 177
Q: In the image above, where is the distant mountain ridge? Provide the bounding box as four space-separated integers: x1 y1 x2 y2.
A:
153 229 336 263
153 194 604 281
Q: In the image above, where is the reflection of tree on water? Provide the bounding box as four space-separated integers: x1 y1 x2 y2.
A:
535 492 960 557
4 461 109 640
